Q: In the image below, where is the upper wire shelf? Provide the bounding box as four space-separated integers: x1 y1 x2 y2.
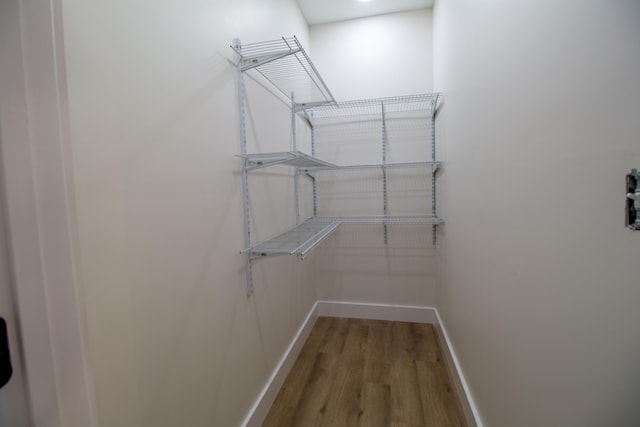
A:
304 93 441 120
231 36 336 107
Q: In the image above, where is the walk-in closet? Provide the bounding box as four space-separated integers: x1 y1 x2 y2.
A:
0 1 638 426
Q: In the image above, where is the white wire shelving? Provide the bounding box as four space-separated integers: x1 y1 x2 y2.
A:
304 93 439 120
302 93 443 244
245 219 341 259
239 151 337 171
233 35 443 295
233 35 339 294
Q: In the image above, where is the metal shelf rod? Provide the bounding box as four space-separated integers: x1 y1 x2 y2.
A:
295 222 341 258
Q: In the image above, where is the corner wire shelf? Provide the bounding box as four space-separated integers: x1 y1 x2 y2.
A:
301 93 443 245
231 36 336 108
301 93 440 119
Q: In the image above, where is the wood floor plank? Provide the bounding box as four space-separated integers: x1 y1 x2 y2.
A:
318 317 349 355
263 317 334 427
387 322 423 426
261 354 315 426
362 320 392 384
321 322 367 426
289 351 338 426
264 317 467 427
413 323 440 363
359 382 391 427
389 355 424 425
416 359 466 427
299 316 332 358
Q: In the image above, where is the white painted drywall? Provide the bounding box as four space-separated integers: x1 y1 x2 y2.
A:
60 0 316 425
434 0 640 425
310 9 433 101
0 4 38 425
309 9 437 307
1 1 97 426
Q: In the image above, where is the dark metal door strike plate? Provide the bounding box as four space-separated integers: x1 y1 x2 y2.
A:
626 169 640 231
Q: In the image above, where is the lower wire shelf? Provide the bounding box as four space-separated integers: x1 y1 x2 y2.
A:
239 151 337 171
316 216 444 224
246 218 341 259
244 215 443 260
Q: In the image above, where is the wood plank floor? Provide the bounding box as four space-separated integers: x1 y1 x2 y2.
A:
263 317 467 427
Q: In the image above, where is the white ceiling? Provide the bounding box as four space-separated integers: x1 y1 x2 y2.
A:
295 0 434 25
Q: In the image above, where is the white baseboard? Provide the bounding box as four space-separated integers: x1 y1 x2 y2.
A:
241 301 319 427
316 300 438 324
241 300 482 427
434 310 484 427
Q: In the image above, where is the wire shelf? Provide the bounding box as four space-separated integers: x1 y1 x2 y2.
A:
311 161 441 172
305 93 440 120
240 151 337 171
315 216 443 224
232 36 335 107
245 215 441 259
247 218 341 259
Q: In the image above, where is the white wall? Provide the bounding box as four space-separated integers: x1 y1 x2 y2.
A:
60 0 315 425
0 4 35 425
1 1 97 425
309 9 437 308
310 9 433 101
434 0 640 426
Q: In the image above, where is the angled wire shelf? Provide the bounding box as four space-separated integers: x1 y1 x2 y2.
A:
246 218 341 259
239 151 338 171
231 36 335 107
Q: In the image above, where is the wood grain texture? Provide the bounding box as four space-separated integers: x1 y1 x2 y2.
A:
263 317 467 427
